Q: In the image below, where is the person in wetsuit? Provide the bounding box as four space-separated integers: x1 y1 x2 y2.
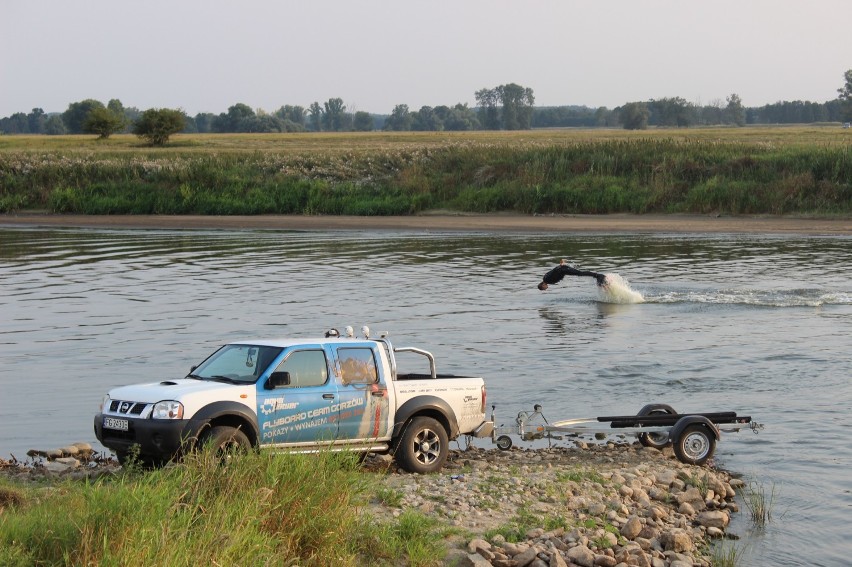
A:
537 259 607 291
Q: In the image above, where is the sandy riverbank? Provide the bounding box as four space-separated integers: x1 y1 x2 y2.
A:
2 212 851 235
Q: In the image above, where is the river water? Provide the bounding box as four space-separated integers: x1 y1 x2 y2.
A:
1 225 850 565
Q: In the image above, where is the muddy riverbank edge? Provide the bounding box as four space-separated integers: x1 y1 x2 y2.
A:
2 211 851 235
2 441 750 567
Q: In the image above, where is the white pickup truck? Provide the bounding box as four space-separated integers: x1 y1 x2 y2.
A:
94 327 493 473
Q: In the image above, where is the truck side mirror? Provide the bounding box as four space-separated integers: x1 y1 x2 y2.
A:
266 371 290 389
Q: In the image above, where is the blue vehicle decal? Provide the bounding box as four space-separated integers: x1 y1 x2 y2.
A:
254 343 388 445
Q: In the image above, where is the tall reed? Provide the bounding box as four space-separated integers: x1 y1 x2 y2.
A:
1 131 849 216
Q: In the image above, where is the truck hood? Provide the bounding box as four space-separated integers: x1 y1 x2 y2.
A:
107 378 254 404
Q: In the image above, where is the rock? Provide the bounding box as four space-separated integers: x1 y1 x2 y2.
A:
566 545 596 567
550 550 569 567
621 515 642 540
464 552 493 567
594 554 617 567
60 445 80 456
512 545 540 567
659 530 693 553
696 510 729 529
677 501 695 516
468 538 491 554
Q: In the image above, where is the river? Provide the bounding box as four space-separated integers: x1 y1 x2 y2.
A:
0 225 849 566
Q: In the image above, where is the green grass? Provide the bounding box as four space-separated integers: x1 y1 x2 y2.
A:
0 449 447 566
740 480 778 527
1 127 850 217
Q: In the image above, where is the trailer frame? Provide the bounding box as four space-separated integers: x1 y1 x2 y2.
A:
490 403 762 465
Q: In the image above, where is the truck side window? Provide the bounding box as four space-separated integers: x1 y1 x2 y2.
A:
272 350 328 388
337 348 379 385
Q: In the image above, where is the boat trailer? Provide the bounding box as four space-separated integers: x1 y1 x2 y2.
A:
490 403 763 465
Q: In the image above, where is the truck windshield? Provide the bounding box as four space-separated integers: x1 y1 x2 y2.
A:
190 344 283 384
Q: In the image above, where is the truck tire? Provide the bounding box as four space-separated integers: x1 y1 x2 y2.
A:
673 424 716 465
396 416 449 474
198 425 251 462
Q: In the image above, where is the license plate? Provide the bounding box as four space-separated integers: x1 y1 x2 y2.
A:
104 417 129 431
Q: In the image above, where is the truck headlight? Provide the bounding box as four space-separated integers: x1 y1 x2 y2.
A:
152 401 184 420
100 395 110 412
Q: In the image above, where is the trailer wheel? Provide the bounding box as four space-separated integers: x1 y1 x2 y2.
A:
638 408 673 449
396 417 449 474
496 435 513 451
673 424 715 465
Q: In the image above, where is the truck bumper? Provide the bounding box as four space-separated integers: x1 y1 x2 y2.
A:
94 413 209 459
471 420 494 438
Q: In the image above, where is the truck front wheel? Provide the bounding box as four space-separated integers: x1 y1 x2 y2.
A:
198 425 251 462
396 416 449 474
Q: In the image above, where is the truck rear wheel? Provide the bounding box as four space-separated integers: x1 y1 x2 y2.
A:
198 425 251 462
396 416 448 474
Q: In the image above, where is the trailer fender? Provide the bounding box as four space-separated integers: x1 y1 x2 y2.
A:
637 403 678 417
670 415 720 441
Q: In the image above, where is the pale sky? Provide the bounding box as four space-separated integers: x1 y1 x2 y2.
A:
2 0 850 117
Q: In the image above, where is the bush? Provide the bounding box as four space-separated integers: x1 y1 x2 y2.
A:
133 108 187 146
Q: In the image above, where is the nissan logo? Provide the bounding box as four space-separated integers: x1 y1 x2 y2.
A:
120 402 130 413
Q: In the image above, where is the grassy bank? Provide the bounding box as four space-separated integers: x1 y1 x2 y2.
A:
1 127 850 217
0 450 448 566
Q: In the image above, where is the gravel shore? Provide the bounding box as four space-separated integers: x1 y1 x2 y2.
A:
2 440 747 567
364 442 744 567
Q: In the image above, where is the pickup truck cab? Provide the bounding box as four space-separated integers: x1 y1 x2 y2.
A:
94 327 493 473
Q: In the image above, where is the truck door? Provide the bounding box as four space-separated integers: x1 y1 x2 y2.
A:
334 345 390 440
256 348 336 446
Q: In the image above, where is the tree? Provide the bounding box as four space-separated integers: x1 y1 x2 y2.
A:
353 111 374 131
44 114 67 135
838 69 852 122
648 97 693 127
133 108 186 146
308 102 323 131
412 106 442 131
62 99 105 134
619 102 649 130
322 98 346 131
499 83 535 130
383 104 412 131
724 93 745 126
194 112 216 133
474 87 501 130
28 108 46 134
84 106 127 139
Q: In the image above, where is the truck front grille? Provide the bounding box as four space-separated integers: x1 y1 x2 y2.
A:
108 400 148 416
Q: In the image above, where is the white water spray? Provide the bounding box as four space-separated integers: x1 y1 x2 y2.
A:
598 273 644 304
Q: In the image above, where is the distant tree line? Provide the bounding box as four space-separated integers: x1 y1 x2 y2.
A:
3 72 851 136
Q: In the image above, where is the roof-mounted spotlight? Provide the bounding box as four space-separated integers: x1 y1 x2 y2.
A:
361 325 370 339
379 331 389 339
344 326 355 338
325 328 340 338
